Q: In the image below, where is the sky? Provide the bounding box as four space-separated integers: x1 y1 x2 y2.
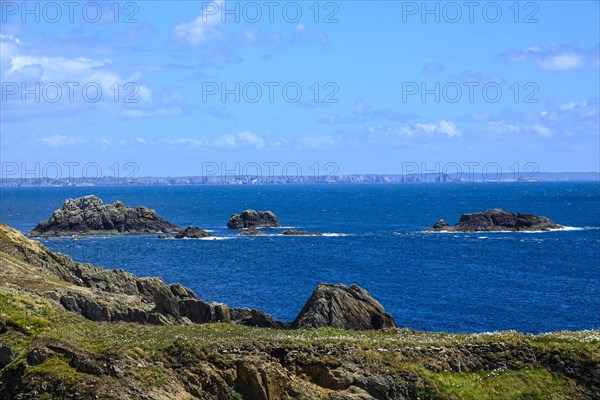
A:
1 0 599 178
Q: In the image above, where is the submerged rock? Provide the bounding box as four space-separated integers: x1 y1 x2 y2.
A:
426 209 562 232
236 229 269 236
29 195 180 237
174 226 211 239
227 210 280 229
279 229 322 236
292 284 397 330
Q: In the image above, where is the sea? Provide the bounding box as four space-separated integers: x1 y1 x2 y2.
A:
1 182 599 334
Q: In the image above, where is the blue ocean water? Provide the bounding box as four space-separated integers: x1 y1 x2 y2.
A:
1 183 599 334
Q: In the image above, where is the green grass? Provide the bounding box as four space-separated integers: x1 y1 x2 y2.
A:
28 355 84 385
2 288 599 398
411 364 579 400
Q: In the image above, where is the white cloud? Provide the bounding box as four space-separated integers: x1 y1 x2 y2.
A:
172 0 224 47
502 44 599 71
0 35 184 121
532 124 551 136
437 120 461 137
417 120 461 137
40 135 75 147
214 130 265 149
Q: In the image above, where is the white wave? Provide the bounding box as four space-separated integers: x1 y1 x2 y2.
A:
426 226 587 234
199 236 236 241
521 226 584 233
321 233 348 237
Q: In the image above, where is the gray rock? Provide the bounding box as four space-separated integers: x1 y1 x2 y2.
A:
29 195 180 237
170 284 197 299
227 210 280 229
237 229 269 236
174 226 211 239
279 229 322 236
428 219 452 231
292 284 397 330
178 299 230 324
426 209 562 232
0 345 15 368
230 308 287 329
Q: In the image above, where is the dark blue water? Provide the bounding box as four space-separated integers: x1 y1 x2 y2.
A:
1 183 599 333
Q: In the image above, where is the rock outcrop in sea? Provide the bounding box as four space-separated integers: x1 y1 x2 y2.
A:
426 209 562 232
280 229 322 236
227 210 281 229
159 226 212 239
29 195 180 237
292 284 397 330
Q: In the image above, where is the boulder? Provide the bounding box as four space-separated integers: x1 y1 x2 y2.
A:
174 226 211 239
0 344 15 368
227 210 280 229
29 195 180 237
170 284 197 299
230 308 287 329
178 298 229 324
292 284 397 330
428 219 452 231
425 209 562 232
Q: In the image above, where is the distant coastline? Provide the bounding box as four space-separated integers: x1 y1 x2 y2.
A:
1 172 599 187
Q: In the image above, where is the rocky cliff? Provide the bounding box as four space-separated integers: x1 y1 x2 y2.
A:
1 224 598 399
29 195 181 237
426 209 563 232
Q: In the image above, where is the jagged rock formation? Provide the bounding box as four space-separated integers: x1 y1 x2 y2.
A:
426 209 563 232
280 229 322 236
227 210 280 229
29 195 180 237
1 224 391 331
292 284 397 330
1 223 282 328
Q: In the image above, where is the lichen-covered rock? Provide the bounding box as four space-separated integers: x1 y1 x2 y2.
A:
227 210 280 229
292 284 397 330
29 195 180 237
426 209 562 232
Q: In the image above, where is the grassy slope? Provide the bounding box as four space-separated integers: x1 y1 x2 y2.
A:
1 289 599 399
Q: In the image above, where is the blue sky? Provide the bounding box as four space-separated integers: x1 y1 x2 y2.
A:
1 1 599 177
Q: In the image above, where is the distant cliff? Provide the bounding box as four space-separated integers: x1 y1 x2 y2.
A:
2 172 599 187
